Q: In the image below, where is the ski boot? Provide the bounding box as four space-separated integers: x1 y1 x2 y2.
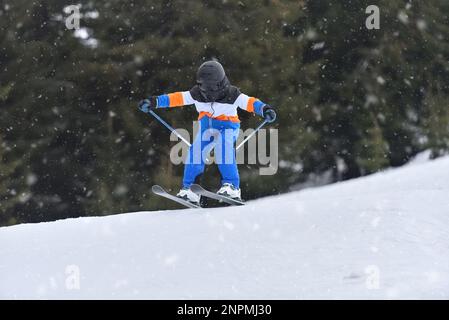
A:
176 187 200 205
217 183 242 201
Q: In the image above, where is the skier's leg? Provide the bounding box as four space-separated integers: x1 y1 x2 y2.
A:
216 126 240 189
182 120 212 188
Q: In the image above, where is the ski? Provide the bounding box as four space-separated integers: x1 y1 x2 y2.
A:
190 184 245 206
151 185 201 209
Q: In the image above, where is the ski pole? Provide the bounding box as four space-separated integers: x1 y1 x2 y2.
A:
236 119 268 151
147 108 191 147
145 106 213 163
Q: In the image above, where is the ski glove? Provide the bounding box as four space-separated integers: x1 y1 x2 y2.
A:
138 96 157 113
263 105 277 123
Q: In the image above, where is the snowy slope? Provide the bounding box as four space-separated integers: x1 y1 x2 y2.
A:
1 156 449 299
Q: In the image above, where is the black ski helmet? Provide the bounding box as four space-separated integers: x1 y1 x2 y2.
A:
196 60 230 101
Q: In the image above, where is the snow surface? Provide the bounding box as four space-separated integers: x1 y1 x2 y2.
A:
1 156 449 299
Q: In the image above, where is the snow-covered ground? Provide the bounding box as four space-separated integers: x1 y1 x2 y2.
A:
1 156 449 299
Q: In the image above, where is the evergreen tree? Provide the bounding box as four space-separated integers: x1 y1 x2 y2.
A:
0 134 24 225
1 0 449 226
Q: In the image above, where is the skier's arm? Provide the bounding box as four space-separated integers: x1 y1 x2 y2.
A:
236 93 277 123
138 91 194 112
236 93 265 116
154 91 195 108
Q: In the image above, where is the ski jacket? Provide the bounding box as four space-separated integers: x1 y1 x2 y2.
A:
155 85 266 123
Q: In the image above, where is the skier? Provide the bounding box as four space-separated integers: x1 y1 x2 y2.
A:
138 60 276 205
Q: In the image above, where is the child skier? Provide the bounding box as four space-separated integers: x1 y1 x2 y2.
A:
138 60 276 205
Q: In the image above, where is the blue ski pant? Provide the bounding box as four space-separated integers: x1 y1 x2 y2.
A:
183 116 240 188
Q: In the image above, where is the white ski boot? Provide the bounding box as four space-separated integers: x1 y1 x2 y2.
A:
176 187 200 205
217 183 241 200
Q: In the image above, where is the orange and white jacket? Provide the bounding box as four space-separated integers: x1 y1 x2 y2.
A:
155 85 266 123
